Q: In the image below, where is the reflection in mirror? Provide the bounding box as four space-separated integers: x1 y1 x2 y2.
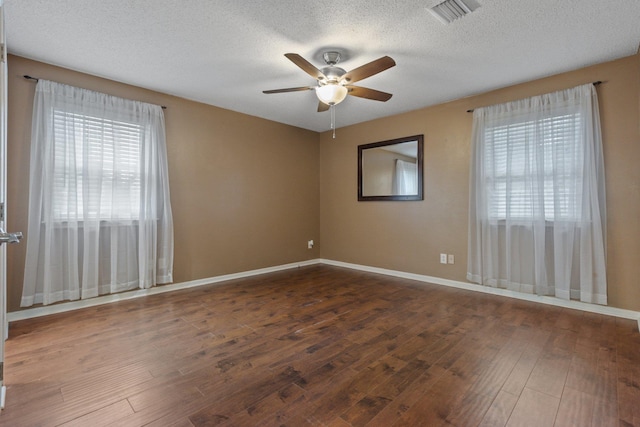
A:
358 135 423 201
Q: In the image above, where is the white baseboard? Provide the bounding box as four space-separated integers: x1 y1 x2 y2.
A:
320 258 640 330
8 257 640 331
7 259 321 323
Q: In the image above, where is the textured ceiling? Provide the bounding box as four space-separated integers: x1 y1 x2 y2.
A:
5 0 640 132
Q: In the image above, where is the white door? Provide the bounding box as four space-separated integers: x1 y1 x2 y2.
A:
0 0 22 410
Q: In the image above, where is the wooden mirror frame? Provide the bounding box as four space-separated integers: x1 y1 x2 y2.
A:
358 134 424 201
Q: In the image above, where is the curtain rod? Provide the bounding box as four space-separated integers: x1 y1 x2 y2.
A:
23 75 167 109
465 81 602 113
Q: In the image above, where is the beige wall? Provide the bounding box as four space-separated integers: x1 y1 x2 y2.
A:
7 55 320 312
320 54 640 311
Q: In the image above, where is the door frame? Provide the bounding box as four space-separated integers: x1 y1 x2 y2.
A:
0 0 8 410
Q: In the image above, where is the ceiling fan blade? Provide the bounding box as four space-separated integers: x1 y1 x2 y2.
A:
341 56 396 84
317 101 330 112
263 86 315 94
285 53 327 81
346 85 393 102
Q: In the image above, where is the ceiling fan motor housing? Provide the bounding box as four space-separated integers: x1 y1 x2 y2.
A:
320 66 347 85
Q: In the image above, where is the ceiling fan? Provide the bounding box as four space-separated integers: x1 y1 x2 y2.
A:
263 51 396 112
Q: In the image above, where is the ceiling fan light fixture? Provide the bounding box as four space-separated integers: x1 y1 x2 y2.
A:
316 84 348 105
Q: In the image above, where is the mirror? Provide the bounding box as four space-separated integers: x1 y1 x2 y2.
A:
358 135 423 201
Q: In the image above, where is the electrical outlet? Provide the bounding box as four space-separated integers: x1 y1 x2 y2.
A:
307 240 314 249
448 254 455 264
440 253 447 264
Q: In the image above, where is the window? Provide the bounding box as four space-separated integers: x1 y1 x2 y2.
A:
484 107 583 221
52 109 143 220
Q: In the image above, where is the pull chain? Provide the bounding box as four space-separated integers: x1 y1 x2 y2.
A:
330 104 336 139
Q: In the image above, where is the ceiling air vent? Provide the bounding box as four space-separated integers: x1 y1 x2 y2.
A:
429 0 481 24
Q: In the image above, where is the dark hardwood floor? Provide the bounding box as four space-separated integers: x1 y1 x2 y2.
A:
2 265 639 426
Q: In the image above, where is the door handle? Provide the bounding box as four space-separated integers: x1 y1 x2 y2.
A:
0 228 22 245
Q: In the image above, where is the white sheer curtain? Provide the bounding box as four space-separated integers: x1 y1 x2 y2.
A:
393 159 418 195
467 83 607 304
21 80 173 306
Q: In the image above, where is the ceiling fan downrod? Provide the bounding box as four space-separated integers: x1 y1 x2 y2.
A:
323 51 341 66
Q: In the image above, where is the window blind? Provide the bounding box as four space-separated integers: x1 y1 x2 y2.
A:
483 111 584 221
52 109 142 220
